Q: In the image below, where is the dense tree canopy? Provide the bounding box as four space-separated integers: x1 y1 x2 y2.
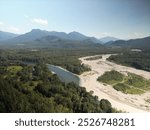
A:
108 52 150 72
0 64 113 113
0 49 115 113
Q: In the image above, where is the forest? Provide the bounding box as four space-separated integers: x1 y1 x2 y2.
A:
0 48 109 74
108 51 150 72
0 48 116 113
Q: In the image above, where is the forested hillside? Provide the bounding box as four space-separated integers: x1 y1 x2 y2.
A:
0 63 113 113
107 36 150 51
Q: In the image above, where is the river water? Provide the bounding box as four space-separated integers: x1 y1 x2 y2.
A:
47 64 82 86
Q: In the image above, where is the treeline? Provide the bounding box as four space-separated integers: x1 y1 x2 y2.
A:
85 55 102 61
0 47 124 74
0 63 114 113
0 49 94 74
108 52 150 72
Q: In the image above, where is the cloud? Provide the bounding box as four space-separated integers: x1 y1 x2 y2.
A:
0 23 21 33
133 32 145 38
0 21 3 25
101 32 111 36
9 27 20 33
134 32 142 36
32 18 48 26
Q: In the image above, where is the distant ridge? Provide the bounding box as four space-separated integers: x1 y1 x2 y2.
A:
0 29 103 49
107 36 150 50
0 29 149 50
4 29 102 44
0 31 18 41
68 31 88 40
100 36 120 43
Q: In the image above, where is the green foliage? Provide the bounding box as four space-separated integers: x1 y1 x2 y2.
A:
113 83 130 93
98 70 149 94
85 55 102 61
97 70 124 84
126 88 144 95
113 83 144 94
0 63 113 113
7 66 23 74
0 49 93 74
100 99 112 113
65 63 91 75
0 78 31 112
125 73 150 90
108 52 150 72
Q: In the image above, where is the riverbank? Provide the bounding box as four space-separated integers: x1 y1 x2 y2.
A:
47 64 82 85
79 54 150 112
47 55 150 112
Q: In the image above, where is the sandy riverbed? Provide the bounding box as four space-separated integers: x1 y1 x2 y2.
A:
79 54 150 113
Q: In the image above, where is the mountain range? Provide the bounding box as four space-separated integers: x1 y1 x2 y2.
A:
0 29 120 44
3 29 103 43
0 29 104 49
107 36 150 50
0 29 149 50
0 31 18 41
99 36 119 43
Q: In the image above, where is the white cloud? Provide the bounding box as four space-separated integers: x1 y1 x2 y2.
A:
32 18 48 26
0 23 21 33
133 32 145 38
134 32 142 36
0 21 3 25
9 27 20 33
101 32 111 37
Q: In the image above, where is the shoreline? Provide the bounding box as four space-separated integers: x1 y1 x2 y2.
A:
47 54 150 112
79 54 150 113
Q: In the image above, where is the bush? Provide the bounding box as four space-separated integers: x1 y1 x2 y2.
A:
97 70 124 84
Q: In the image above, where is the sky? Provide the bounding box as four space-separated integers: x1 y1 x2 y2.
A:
0 0 150 39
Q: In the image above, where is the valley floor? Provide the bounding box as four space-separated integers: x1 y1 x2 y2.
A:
79 54 150 112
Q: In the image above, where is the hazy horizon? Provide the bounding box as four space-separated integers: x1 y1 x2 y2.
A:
0 0 150 39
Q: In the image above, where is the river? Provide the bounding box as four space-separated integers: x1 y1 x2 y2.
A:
47 64 82 85
47 54 150 112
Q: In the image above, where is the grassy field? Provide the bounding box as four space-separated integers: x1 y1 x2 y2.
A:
7 66 23 74
113 83 144 94
97 70 150 94
125 73 150 90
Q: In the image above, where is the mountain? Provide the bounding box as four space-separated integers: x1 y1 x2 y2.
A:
100 36 119 43
83 37 102 44
1 35 103 49
7 29 57 42
67 31 88 40
29 35 103 49
0 30 104 49
3 29 102 44
0 31 18 41
108 36 150 50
